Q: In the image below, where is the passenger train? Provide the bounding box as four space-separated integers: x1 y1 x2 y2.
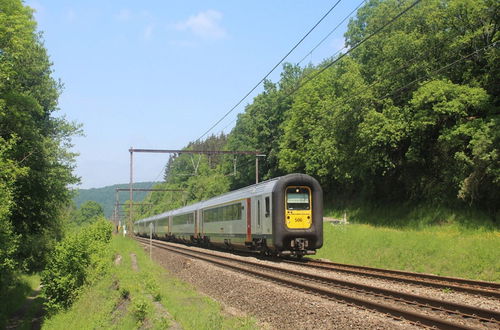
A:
134 173 323 257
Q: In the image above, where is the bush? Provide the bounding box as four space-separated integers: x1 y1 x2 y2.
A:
41 219 113 314
132 299 149 323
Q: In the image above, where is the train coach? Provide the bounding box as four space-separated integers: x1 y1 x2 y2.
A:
133 173 323 257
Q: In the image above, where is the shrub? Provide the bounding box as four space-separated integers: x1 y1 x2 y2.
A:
41 219 113 314
132 299 149 323
119 287 130 300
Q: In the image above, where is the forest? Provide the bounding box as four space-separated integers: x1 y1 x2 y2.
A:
135 0 499 222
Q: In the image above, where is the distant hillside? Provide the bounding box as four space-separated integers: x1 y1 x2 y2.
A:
73 182 159 218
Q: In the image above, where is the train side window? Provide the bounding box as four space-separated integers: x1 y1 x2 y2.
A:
265 197 270 217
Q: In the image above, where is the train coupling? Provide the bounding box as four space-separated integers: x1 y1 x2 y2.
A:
290 238 309 250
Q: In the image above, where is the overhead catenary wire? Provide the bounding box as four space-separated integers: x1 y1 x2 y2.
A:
324 35 481 105
196 0 344 142
133 0 482 222
215 0 422 136
287 0 422 98
215 44 495 161
217 0 366 134
382 41 499 100
146 0 422 192
322 40 499 105
296 0 367 66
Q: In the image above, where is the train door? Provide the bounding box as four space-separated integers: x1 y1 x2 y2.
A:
196 209 203 238
194 211 198 238
252 196 263 235
263 195 272 235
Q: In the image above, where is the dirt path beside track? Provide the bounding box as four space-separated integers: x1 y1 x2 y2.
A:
6 286 44 330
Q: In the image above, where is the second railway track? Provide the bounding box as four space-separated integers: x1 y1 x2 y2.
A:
284 258 500 299
136 237 500 329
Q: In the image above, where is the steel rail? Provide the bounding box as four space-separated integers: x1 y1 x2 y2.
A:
136 237 499 329
289 259 500 298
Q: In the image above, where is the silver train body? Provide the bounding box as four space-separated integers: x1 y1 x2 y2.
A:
134 173 323 256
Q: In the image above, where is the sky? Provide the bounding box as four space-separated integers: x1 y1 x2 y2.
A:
27 0 364 189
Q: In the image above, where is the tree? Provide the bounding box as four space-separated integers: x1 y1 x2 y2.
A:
0 0 81 270
226 63 304 189
279 58 372 193
0 137 25 291
343 0 499 205
72 201 105 226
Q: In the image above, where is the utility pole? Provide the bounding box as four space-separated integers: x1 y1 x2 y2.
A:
129 147 133 235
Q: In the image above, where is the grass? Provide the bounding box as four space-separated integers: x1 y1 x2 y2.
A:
315 223 500 282
0 274 41 329
317 201 499 281
42 235 256 329
324 201 498 230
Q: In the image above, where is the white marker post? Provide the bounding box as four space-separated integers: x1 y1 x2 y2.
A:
149 222 153 259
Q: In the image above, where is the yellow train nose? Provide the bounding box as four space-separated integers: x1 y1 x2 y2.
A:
286 211 312 229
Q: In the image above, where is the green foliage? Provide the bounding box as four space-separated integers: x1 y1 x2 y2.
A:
119 287 130 300
0 0 82 271
132 298 150 323
41 219 113 314
277 0 499 214
71 201 105 226
403 80 494 203
279 58 371 187
0 137 24 291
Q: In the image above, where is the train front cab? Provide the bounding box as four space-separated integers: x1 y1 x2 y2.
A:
272 174 323 256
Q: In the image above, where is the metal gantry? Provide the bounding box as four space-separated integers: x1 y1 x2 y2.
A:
127 147 265 232
113 187 185 233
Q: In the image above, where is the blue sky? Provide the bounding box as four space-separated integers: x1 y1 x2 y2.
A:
28 0 363 188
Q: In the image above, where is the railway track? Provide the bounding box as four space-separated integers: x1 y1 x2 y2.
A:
136 237 500 329
285 258 500 299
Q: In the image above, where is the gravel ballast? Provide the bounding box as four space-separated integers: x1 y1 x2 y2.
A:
144 242 421 329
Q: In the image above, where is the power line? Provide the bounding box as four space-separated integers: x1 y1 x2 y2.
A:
288 0 422 97
218 1 364 134
218 0 422 135
382 41 498 99
196 0 344 142
218 40 490 180
296 0 367 66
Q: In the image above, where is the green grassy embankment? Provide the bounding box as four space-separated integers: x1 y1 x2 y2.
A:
317 204 499 282
43 236 256 329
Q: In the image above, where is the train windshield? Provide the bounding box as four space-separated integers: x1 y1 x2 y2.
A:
286 187 310 210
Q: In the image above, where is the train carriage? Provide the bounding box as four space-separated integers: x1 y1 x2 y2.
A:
135 173 323 257
170 203 198 242
155 212 169 238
